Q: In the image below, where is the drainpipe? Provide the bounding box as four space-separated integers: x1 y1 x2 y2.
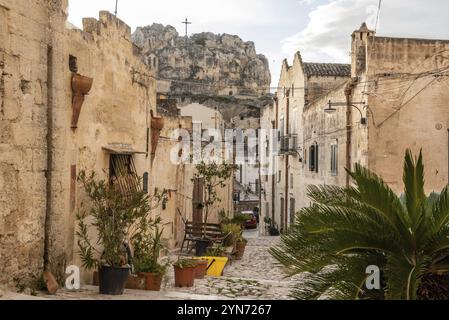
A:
272 96 279 223
284 91 290 231
43 46 53 271
345 82 355 187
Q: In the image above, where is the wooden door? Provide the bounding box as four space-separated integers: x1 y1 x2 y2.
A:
193 178 204 225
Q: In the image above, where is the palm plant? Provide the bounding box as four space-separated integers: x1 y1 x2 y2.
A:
270 150 449 300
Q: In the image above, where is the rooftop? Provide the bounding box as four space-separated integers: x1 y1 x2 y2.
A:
303 62 351 77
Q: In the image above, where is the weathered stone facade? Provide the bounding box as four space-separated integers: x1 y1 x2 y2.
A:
261 23 449 231
260 53 351 232
0 0 69 287
0 1 237 289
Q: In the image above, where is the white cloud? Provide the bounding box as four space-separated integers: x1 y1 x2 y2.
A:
282 0 449 64
68 0 278 33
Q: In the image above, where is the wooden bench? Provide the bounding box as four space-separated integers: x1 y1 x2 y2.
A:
181 222 230 254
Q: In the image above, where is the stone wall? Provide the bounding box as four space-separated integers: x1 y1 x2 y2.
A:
0 0 68 287
0 2 166 286
151 115 194 249
61 11 157 283
365 36 449 193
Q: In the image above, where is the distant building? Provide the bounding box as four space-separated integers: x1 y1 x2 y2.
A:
261 23 449 233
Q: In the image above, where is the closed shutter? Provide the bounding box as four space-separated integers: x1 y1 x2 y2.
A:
109 154 141 197
309 145 315 171
289 198 296 224
193 178 204 225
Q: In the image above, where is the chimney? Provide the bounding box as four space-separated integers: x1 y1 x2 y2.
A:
351 23 375 77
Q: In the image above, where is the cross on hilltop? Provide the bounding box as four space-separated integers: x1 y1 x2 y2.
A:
181 18 192 45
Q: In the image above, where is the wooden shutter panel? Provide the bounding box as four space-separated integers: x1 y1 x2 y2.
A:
309 145 315 171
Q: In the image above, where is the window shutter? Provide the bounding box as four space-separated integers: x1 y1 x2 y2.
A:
309 145 315 171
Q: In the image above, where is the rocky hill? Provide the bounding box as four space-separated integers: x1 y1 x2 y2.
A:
132 24 271 97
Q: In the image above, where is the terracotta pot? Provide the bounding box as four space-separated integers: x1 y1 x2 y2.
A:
174 266 196 288
125 275 146 290
151 117 164 155
71 74 93 129
140 272 163 291
235 241 247 260
71 74 94 95
194 260 208 279
151 117 165 131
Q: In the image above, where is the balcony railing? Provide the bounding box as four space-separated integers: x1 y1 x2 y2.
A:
280 134 300 155
280 136 290 154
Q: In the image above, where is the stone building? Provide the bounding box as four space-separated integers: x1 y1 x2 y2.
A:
261 53 351 232
1 0 72 286
261 23 449 232
0 0 235 289
136 24 273 219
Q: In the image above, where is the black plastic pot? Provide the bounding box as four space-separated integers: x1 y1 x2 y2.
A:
269 227 280 236
98 266 130 295
195 239 211 256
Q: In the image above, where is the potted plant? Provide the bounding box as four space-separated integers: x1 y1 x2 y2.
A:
76 171 161 295
192 162 237 256
173 259 198 288
235 234 248 260
264 217 280 236
221 223 242 247
194 259 209 279
132 224 169 291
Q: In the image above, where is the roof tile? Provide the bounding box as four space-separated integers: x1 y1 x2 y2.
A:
303 63 351 77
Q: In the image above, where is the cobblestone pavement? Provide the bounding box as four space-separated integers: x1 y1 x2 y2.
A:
1 229 302 300
164 229 303 300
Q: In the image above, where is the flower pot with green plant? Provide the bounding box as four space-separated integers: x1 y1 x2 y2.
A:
173 259 198 288
132 223 169 292
76 171 166 295
264 217 280 236
221 223 243 248
194 259 209 279
235 235 248 260
192 162 237 256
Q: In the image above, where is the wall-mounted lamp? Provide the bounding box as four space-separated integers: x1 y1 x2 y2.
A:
325 100 367 125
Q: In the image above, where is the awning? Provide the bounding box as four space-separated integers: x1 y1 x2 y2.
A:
102 143 146 155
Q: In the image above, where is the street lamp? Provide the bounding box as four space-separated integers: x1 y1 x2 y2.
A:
325 100 367 125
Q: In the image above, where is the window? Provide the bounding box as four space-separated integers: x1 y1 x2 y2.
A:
69 55 78 73
278 170 282 183
331 143 338 176
280 197 285 231
309 143 319 173
289 198 296 225
109 154 141 196
290 173 294 189
265 137 270 157
279 116 285 139
291 110 298 135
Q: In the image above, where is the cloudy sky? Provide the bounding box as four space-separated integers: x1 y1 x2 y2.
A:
68 0 449 87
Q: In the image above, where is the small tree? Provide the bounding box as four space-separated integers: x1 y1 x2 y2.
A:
76 171 167 270
193 161 237 237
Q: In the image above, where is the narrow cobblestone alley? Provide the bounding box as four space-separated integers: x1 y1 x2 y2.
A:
167 230 302 300
1 231 301 300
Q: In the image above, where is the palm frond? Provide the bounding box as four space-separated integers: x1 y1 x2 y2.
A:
348 163 413 252
385 255 428 300
403 149 426 231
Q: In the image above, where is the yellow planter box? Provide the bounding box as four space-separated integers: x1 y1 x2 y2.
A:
194 257 228 277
